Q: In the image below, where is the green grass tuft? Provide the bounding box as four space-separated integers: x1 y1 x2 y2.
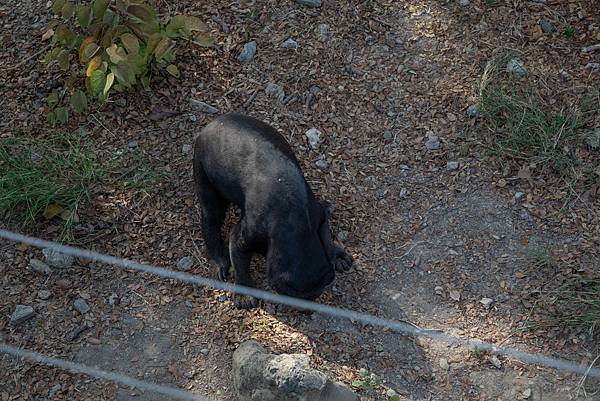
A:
0 133 98 236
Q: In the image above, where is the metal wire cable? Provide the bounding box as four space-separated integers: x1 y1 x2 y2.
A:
1 229 599 380
0 343 211 401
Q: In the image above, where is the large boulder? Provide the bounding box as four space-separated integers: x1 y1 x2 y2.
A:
232 341 359 401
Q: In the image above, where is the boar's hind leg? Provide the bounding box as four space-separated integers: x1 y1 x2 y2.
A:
229 223 259 309
194 161 231 280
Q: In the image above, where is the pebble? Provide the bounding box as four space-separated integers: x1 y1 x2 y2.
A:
56 278 71 289
200 348 209 356
108 293 119 305
446 161 459 171
449 290 461 301
425 134 440 151
295 0 321 7
490 355 502 369
540 19 556 33
115 98 127 108
11 305 35 325
237 41 257 63
467 104 480 118
169 132 177 139
519 210 533 223
383 131 393 140
315 158 329 170
30 258 52 274
189 114 198 122
182 144 192 154
305 128 322 149
480 297 493 309
42 248 74 268
74 298 90 314
522 388 532 399
127 140 138 149
265 82 285 103
281 38 299 49
434 286 444 295
38 290 52 300
336 230 349 242
189 99 219 114
515 192 525 200
506 58 527 77
177 256 194 271
439 358 450 370
316 24 331 42
386 389 397 398
458 0 469 5
217 295 227 302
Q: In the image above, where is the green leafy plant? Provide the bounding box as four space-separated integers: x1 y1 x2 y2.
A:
352 368 383 397
44 0 213 124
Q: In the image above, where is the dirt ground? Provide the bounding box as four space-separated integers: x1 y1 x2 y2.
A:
1 0 599 400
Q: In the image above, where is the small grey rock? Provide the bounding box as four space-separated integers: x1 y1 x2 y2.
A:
281 38 298 49
127 140 138 149
383 131 393 140
11 305 35 325
169 132 177 139
515 191 525 200
182 144 193 154
447 161 459 171
189 99 219 114
265 82 285 103
305 128 322 149
30 258 51 275
425 134 441 151
540 19 556 33
38 290 52 300
439 358 450 370
316 24 331 42
115 98 127 108
42 248 74 268
108 293 119 306
177 256 194 271
217 295 227 302
519 210 533 222
295 0 321 7
200 348 209 356
315 158 329 170
506 58 527 77
265 353 327 394
189 113 198 122
490 355 502 369
458 0 470 6
467 104 480 118
73 298 90 314
480 297 493 309
237 41 257 63
336 230 349 242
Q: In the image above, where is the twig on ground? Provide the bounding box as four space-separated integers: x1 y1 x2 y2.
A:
5 45 50 71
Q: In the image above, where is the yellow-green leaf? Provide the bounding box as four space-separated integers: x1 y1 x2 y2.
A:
106 43 127 63
165 15 186 37
90 69 106 96
103 72 115 96
57 49 69 70
194 32 214 47
126 4 156 23
61 1 74 19
92 0 109 20
47 90 59 108
110 63 135 87
44 203 64 220
79 36 95 63
166 64 180 78
153 37 174 60
120 33 139 55
82 42 100 62
184 16 208 32
55 107 68 124
70 90 88 113
86 55 102 77
52 0 65 15
76 4 92 28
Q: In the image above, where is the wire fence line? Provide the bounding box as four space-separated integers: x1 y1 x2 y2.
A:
0 343 211 401
1 228 599 382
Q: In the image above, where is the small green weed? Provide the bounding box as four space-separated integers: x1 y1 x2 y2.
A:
0 134 99 237
470 347 485 359
352 368 382 397
528 245 556 270
563 26 575 39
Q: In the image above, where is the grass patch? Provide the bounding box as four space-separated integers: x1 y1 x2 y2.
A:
528 245 556 270
476 57 598 177
0 133 99 238
544 275 600 342
110 149 168 191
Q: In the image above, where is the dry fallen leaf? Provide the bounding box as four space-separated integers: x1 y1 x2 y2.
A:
15 242 30 252
449 290 461 301
44 203 64 220
168 363 180 379
515 271 527 279
41 29 54 41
